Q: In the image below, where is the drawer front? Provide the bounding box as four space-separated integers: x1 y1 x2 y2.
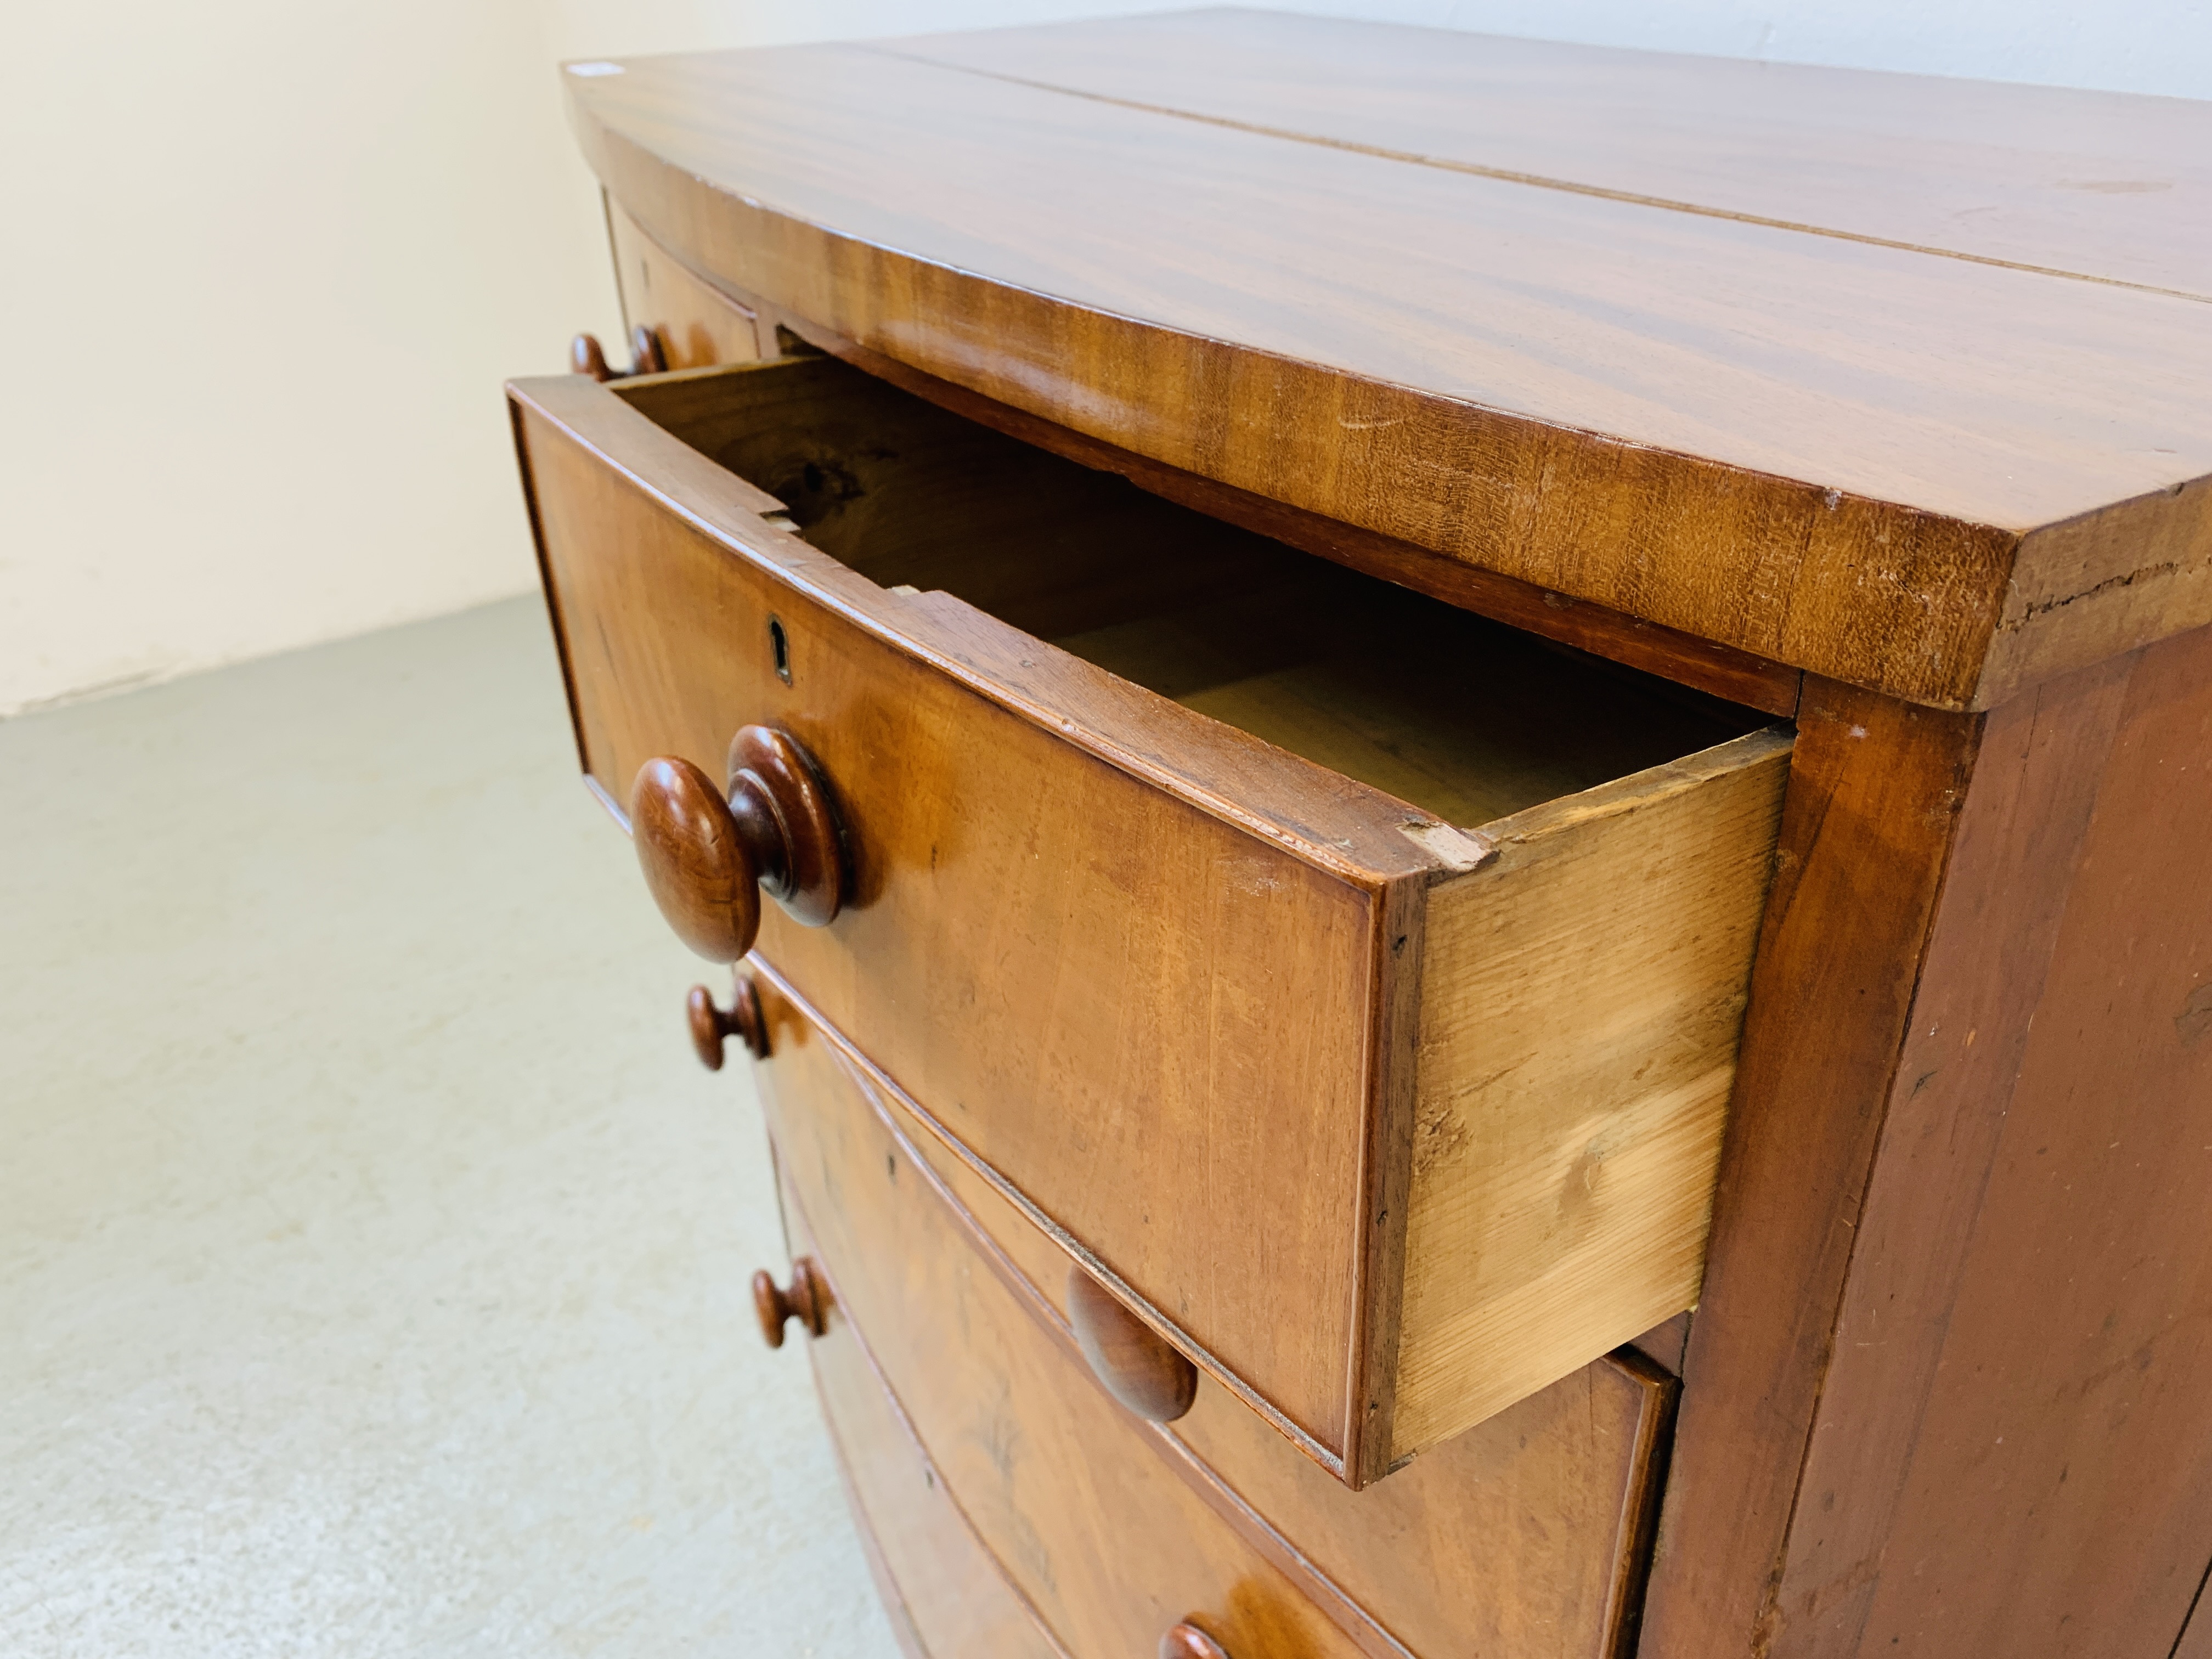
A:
786 1181 1065 1659
608 203 765 370
758 978 1674 1659
511 357 1788 1482
760 1001 1374 1659
515 366 1383 1468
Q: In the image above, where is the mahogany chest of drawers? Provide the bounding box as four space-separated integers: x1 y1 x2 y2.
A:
509 14 2212 1657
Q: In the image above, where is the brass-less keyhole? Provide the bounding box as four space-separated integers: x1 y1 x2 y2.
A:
769 616 792 684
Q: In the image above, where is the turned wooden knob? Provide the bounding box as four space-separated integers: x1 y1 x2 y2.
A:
630 727 845 963
569 326 668 381
1068 1265 1197 1422
1160 1622 1229 1659
687 978 768 1069
570 332 614 380
754 1257 830 1347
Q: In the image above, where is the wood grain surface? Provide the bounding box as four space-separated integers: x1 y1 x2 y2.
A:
2180 1588 2212 1659
514 368 1397 1464
785 1163 1071 1659
606 200 761 369
760 1011 1370 1659
1644 628 2212 1657
1637 682 1983 1657
1754 648 2137 1654
1771 622 2212 1657
873 9 2212 300
755 970 1677 1659
769 324 1806 717
512 359 1786 1481
1393 729 1790 1462
563 24 2212 710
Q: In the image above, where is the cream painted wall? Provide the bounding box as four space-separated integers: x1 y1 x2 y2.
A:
5 2 2207 718
0 1 619 717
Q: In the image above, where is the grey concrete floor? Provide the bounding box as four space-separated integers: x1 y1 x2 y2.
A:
0 600 899 1657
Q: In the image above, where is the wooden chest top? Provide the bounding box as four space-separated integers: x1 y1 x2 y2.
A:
565 8 2212 709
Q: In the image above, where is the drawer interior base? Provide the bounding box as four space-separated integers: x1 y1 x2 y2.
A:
620 357 1767 827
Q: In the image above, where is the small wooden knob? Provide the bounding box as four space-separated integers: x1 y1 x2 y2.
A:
753 1257 830 1347
1068 1265 1197 1421
1160 1622 1229 1659
687 978 768 1069
570 328 668 380
630 727 845 963
570 332 614 380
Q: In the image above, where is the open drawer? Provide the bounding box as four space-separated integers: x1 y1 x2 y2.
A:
509 354 1791 1486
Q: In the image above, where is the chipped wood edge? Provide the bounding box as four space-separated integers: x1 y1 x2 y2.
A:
1977 474 2212 709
